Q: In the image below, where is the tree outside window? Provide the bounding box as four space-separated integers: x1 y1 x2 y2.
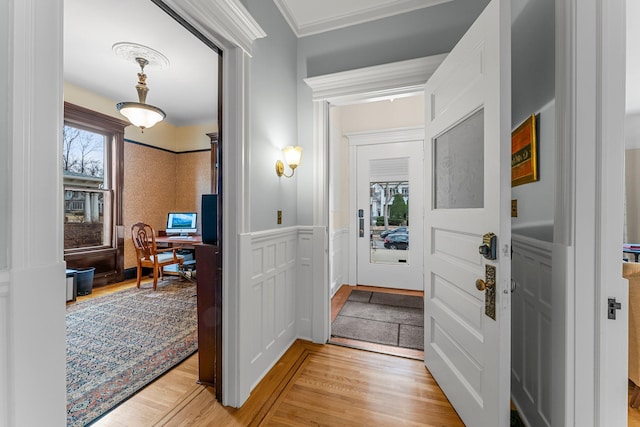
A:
63 125 109 250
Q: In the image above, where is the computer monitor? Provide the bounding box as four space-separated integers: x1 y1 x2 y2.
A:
166 212 197 236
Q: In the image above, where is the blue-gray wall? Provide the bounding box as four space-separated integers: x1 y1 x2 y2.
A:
242 0 299 232
511 0 555 240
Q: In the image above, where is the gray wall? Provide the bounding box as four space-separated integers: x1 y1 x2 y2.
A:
242 0 299 232
295 0 490 225
511 0 555 125
510 0 556 241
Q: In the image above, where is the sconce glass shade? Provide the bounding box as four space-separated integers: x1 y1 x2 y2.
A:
283 146 302 169
276 146 303 178
116 102 166 130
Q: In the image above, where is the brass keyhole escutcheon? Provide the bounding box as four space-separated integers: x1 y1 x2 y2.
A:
477 264 497 320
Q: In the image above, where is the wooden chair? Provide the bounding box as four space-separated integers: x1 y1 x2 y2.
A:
131 222 184 290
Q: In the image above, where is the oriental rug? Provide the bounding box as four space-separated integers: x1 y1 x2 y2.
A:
66 281 197 427
331 290 424 351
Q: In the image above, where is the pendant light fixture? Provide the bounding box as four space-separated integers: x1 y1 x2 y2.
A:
113 43 168 132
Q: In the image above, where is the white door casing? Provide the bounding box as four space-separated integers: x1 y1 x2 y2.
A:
423 0 511 426
353 140 423 290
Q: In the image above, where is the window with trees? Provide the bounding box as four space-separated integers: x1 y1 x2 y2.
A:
63 102 127 284
63 125 109 250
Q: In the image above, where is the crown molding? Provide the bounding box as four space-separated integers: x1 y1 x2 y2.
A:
274 0 453 38
161 0 266 56
304 54 447 104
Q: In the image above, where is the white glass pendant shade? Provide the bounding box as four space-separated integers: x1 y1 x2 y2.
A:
116 102 166 130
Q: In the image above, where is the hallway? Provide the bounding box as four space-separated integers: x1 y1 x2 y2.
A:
94 339 462 426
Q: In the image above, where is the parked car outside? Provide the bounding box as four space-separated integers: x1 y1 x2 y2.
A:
384 233 409 250
380 226 408 239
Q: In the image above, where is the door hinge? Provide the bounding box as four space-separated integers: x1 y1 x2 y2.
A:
608 297 622 320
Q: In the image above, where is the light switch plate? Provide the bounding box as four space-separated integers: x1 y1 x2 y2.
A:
511 200 518 217
277 210 282 224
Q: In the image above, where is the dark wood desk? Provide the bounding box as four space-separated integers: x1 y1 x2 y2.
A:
155 235 203 246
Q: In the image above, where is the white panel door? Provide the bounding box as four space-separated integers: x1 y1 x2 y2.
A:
356 141 423 290
423 1 511 426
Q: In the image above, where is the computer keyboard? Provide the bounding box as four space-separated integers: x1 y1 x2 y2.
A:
168 236 193 239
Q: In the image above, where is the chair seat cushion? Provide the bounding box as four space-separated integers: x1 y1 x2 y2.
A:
151 253 184 264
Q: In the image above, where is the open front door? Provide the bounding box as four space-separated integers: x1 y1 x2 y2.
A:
423 1 511 426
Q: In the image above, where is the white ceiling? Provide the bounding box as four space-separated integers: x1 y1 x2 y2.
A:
64 0 219 128
274 0 453 37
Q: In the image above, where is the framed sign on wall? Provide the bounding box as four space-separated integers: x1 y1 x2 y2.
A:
511 114 538 187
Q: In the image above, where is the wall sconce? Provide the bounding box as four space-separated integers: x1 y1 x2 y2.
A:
275 146 302 178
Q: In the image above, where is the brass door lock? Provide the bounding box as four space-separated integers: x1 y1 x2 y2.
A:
476 264 497 320
478 232 497 260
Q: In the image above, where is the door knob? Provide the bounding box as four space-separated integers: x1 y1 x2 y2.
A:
476 278 494 291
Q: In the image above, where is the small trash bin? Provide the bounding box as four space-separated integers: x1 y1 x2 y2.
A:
76 267 95 296
66 269 77 302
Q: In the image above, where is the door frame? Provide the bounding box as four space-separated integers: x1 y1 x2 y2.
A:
553 0 627 426
345 127 424 288
305 55 446 343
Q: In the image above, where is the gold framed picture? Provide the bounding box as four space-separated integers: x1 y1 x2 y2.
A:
511 114 538 187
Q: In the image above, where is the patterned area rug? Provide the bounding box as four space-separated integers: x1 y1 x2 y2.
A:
331 290 424 350
66 281 198 426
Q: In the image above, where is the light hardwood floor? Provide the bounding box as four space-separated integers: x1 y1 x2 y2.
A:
73 280 463 426
76 280 640 425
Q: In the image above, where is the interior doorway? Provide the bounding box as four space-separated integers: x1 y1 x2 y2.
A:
326 94 426 358
352 137 423 290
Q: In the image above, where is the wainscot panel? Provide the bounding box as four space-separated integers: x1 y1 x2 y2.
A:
239 228 299 399
511 234 552 427
330 228 349 296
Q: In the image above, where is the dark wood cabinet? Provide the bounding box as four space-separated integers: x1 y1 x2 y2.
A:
195 243 222 400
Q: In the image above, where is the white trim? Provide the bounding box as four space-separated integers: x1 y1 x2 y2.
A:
554 0 627 425
345 126 424 146
162 0 266 56
220 47 246 407
304 55 447 105
273 0 453 38
305 55 443 344
0 280 8 427
595 0 627 425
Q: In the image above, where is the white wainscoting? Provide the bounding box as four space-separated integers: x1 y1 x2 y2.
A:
237 227 304 402
0 272 8 427
511 234 553 427
330 227 349 295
